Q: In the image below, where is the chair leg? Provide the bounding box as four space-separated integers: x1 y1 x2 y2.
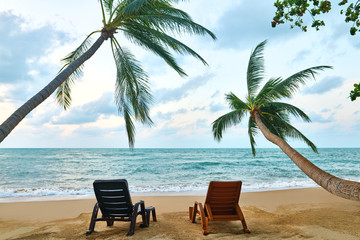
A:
139 202 148 228
106 217 114 226
86 203 99 236
151 207 157 222
127 213 137 236
190 203 198 223
189 206 194 221
235 204 250 233
201 216 208 235
127 200 145 236
241 219 250 233
145 206 157 226
197 203 208 235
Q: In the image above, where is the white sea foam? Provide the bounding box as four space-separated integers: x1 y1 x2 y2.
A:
0 187 93 198
0 180 319 199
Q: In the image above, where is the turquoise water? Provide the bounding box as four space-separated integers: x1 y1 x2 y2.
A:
0 148 359 198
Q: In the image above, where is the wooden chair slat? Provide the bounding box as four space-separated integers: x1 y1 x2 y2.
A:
189 181 250 235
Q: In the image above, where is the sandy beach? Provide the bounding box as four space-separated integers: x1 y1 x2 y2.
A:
0 187 359 240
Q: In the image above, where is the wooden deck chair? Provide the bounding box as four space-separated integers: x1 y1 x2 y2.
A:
189 181 250 235
86 179 157 236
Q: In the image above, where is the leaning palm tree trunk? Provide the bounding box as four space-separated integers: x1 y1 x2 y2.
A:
0 33 107 143
254 111 360 201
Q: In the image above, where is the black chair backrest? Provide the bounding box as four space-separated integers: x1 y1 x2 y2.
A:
93 179 133 217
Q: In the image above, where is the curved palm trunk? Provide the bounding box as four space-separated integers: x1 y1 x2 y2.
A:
0 34 107 143
253 111 360 202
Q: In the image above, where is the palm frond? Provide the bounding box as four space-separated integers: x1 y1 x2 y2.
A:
212 110 247 141
112 39 153 147
154 2 192 20
272 66 332 99
129 23 208 65
225 92 251 111
56 78 74 110
106 0 215 78
248 117 258 156
247 40 266 98
282 121 318 153
254 77 282 106
261 112 318 153
102 0 116 15
113 40 153 123
129 14 216 39
263 102 311 122
260 113 286 140
212 40 325 154
56 35 94 109
111 1 216 40
123 102 136 148
122 24 187 76
122 0 149 15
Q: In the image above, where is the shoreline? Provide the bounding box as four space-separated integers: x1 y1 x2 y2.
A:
1 187 359 239
0 186 321 203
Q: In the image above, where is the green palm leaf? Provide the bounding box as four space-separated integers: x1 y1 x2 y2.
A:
112 39 153 147
226 92 251 110
131 14 216 39
254 77 282 106
122 0 149 15
154 3 192 20
122 24 187 76
126 23 208 65
212 40 328 156
263 102 311 122
56 35 94 109
272 66 332 99
102 0 116 15
123 103 136 148
281 121 318 153
261 112 317 153
260 113 286 140
212 110 247 142
269 113 318 153
247 40 266 98
109 0 216 40
248 117 258 156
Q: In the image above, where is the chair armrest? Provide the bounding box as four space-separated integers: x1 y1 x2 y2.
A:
134 200 145 213
135 200 145 206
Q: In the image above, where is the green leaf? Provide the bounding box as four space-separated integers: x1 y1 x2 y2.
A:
211 40 326 155
212 110 248 142
248 117 258 156
112 40 153 147
56 35 94 110
272 66 332 99
263 102 311 122
247 40 266 98
226 92 251 111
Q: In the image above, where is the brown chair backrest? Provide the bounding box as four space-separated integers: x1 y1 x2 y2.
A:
204 181 242 216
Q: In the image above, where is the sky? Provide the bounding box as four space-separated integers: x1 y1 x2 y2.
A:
0 0 359 148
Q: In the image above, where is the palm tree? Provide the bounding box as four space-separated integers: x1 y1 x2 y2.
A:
212 40 360 202
0 0 216 147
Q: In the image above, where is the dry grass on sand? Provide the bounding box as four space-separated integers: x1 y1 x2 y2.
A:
1 203 360 239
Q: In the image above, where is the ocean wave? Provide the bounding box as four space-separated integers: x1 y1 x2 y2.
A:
1 148 359 199
0 187 93 198
0 180 322 199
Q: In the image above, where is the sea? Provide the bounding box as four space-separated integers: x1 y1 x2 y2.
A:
0 148 359 201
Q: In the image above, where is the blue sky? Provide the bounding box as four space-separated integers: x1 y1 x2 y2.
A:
0 0 359 148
